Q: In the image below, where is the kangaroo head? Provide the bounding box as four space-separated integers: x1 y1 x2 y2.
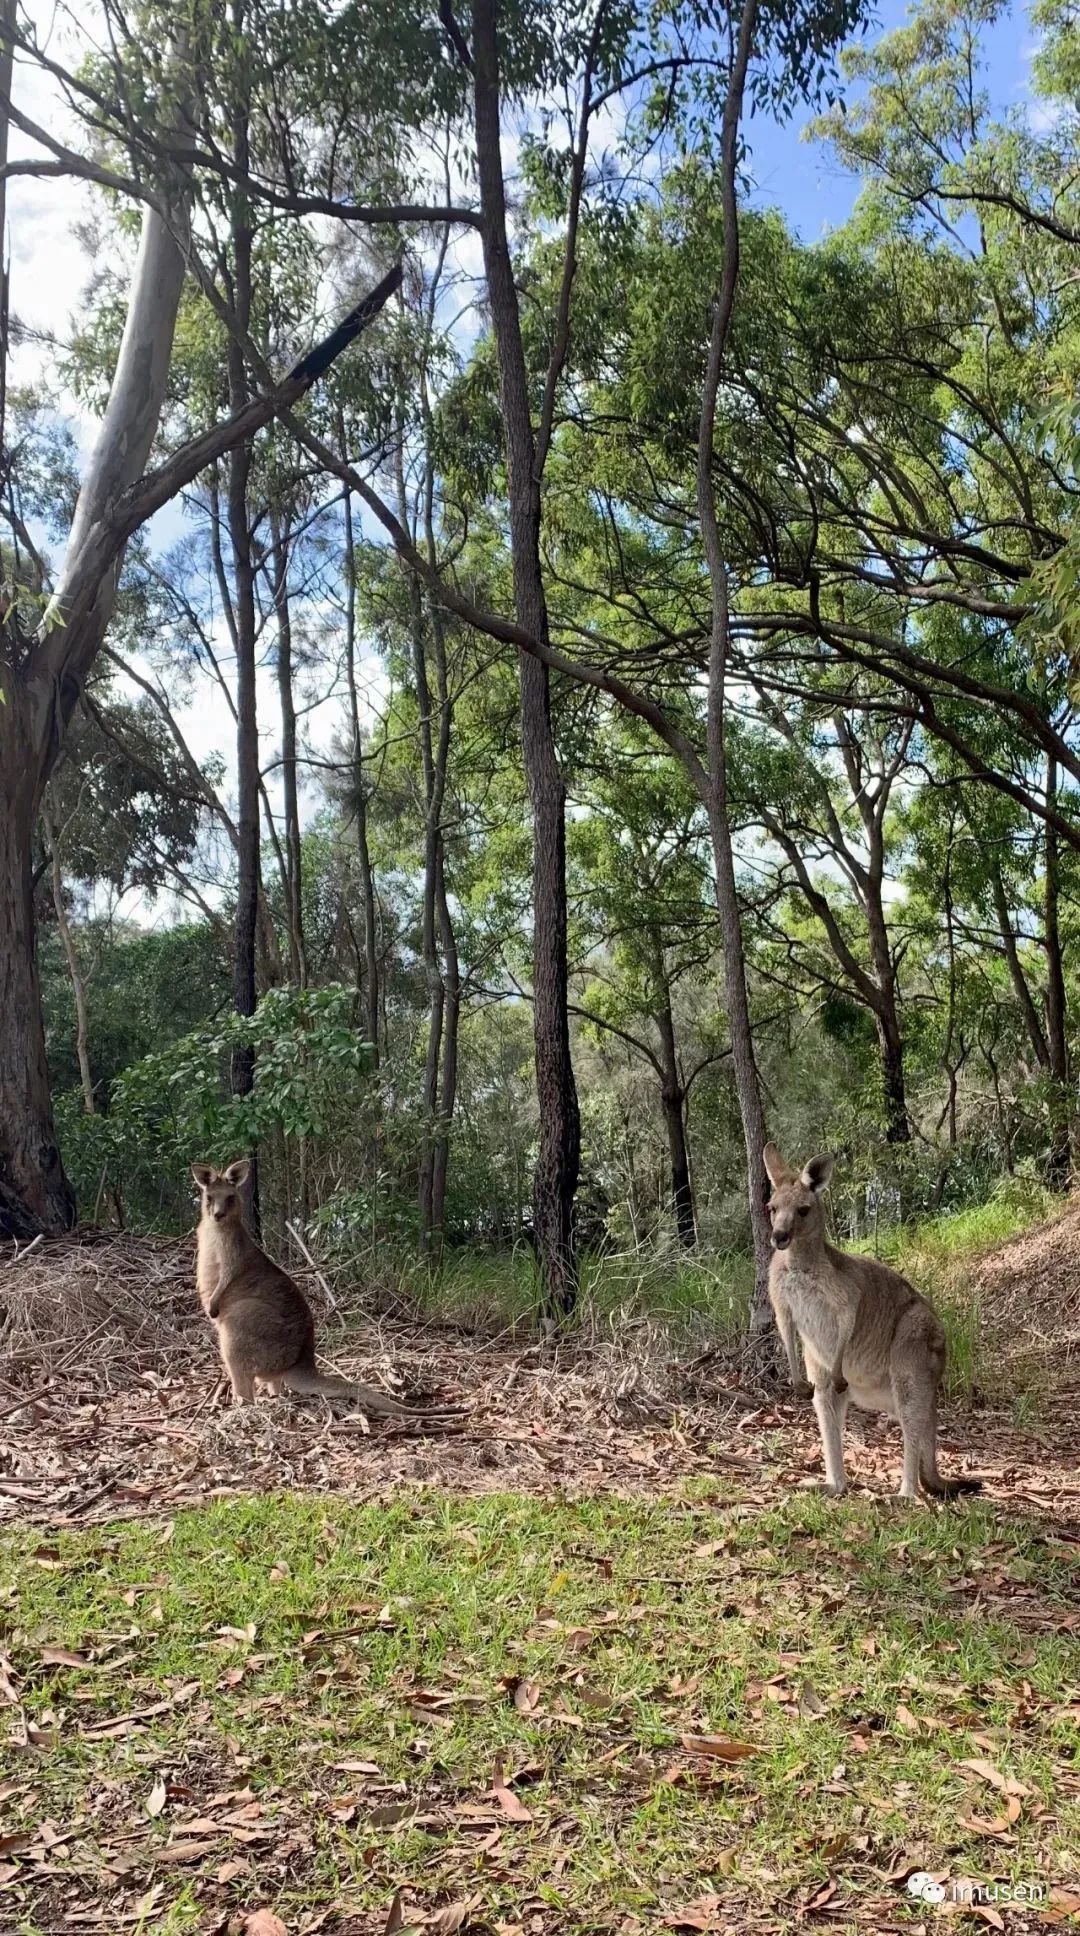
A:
762 1144 834 1252
191 1158 251 1223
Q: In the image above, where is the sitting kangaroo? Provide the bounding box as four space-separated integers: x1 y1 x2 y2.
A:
191 1159 410 1414
764 1145 979 1501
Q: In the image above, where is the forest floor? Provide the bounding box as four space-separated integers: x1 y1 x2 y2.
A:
1 1229 1080 1936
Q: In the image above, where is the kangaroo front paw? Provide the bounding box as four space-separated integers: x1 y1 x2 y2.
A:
833 1375 848 1394
793 1379 814 1401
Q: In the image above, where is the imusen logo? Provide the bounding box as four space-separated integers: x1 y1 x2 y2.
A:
906 1873 1047 1908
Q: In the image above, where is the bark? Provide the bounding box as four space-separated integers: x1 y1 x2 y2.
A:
1044 754 1072 1188
0 0 14 455
472 0 580 1323
875 1003 909 1149
863 820 909 1145
395 427 442 1246
661 1089 695 1250
431 840 460 1243
695 0 771 1330
226 7 260 1231
43 794 95 1114
989 862 1049 1068
0 689 76 1234
269 504 306 986
654 970 696 1248
341 455 380 1063
425 466 460 1254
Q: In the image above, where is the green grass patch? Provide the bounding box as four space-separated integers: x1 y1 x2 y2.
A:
2 1489 1079 1932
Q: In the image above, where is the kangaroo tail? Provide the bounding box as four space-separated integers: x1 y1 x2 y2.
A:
920 1457 982 1498
281 1367 410 1416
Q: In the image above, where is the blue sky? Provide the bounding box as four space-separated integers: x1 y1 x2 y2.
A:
744 0 1035 239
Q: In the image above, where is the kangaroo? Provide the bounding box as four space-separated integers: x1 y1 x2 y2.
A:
764 1145 980 1501
191 1159 411 1415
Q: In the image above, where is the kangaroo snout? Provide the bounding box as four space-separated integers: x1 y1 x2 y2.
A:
772 1230 791 1250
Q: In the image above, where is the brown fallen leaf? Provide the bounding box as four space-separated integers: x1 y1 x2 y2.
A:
152 1839 220 1865
959 1814 1014 1838
680 1733 759 1761
972 1909 1005 1932
804 1880 837 1912
512 1679 542 1715
0 1832 32 1859
798 1680 826 1719
660 1895 720 1931
40 1646 90 1669
242 1915 289 1936
492 1756 533 1822
145 1774 167 1819
957 1757 1031 1798
428 1899 483 1933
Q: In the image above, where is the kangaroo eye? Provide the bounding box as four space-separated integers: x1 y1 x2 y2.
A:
797 1206 810 1217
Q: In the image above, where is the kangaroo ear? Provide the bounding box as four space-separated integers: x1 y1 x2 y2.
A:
223 1158 251 1187
762 1143 792 1187
801 1153 835 1193
191 1163 214 1189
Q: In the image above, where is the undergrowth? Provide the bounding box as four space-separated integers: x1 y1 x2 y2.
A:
345 1179 1065 1402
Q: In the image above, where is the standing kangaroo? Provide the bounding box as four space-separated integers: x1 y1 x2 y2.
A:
192 1159 410 1415
764 1145 979 1501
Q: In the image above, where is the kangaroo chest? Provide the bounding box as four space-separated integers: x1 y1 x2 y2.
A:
196 1223 248 1310
775 1259 851 1357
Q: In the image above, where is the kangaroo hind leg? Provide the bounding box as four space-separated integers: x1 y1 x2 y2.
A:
812 1378 850 1496
893 1367 936 1502
220 1337 257 1407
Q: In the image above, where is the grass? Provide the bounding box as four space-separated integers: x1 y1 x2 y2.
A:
3 1487 1079 1933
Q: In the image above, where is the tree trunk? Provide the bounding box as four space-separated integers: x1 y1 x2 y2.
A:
43 793 95 1114
990 861 1049 1068
875 1002 909 1148
0 690 76 1235
864 827 909 1145
654 977 696 1248
395 425 443 1247
662 1088 696 1249
431 841 460 1247
269 505 306 987
1044 753 1071 1188
473 0 580 1324
226 11 259 1232
694 0 770 1331
424 428 459 1257
340 448 380 1065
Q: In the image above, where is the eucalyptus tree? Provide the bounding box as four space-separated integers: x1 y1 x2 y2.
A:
0 0 466 1235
